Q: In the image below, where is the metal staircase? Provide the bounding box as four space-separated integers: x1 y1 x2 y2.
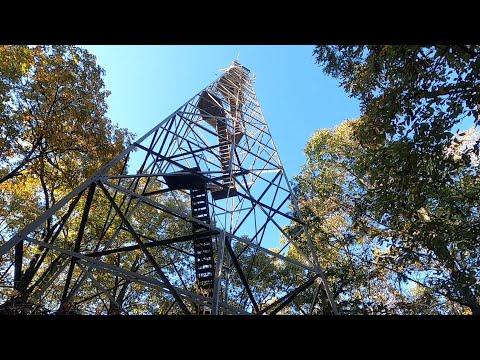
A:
190 186 215 314
211 119 237 200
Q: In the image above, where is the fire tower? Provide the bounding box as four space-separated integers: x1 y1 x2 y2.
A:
0 62 337 315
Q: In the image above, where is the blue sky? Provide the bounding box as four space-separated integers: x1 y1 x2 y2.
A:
82 45 360 178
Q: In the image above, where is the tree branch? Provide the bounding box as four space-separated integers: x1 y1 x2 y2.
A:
0 136 43 184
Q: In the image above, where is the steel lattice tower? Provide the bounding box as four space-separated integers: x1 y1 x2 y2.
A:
0 62 337 315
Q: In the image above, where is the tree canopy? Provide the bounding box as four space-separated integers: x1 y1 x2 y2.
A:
299 45 480 314
0 45 134 312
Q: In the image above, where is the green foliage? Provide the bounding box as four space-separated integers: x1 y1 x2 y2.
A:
306 45 480 314
0 45 134 311
0 45 132 185
0 45 133 232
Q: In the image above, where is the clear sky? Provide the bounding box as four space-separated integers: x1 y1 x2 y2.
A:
82 45 360 178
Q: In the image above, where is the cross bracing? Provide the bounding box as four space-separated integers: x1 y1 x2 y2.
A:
0 61 337 315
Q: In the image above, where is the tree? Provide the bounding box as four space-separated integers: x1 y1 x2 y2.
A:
0 45 133 312
0 45 130 184
310 46 480 314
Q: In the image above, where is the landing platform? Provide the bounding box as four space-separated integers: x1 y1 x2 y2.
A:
211 187 238 200
163 169 207 190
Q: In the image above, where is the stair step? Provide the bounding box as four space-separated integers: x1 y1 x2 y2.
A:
198 278 214 285
192 195 206 199
198 278 214 284
193 214 208 219
194 240 212 246
197 270 213 281
196 260 213 266
195 250 212 255
192 201 207 206
198 265 213 272
195 251 212 257
193 209 208 213
195 217 209 222
196 259 212 266
192 204 207 209
192 211 208 216
192 212 208 217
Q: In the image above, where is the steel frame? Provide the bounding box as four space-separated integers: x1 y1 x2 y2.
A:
0 61 337 315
